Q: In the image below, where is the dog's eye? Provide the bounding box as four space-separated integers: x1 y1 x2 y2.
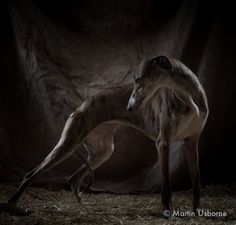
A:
134 77 141 84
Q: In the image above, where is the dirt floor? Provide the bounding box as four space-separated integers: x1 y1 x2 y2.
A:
0 184 236 225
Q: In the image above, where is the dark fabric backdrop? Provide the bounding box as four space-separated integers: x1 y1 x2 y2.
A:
0 0 235 193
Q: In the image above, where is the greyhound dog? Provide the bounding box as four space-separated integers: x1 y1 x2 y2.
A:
1 56 208 217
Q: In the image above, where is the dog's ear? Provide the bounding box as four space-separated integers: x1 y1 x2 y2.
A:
152 56 173 70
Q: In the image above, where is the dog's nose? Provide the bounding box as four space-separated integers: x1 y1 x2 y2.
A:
127 105 133 111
